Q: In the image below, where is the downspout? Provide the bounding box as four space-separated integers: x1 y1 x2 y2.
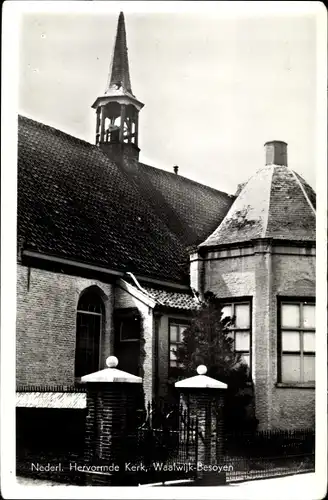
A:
153 309 162 400
267 241 273 429
125 271 153 299
198 249 206 301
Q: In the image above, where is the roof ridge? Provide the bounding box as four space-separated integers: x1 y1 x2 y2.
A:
262 165 274 238
289 169 316 215
202 164 268 242
18 114 97 150
19 115 233 199
137 161 234 198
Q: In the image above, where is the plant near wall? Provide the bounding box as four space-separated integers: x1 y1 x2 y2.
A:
175 291 258 432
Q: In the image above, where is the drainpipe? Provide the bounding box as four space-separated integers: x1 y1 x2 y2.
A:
125 272 153 299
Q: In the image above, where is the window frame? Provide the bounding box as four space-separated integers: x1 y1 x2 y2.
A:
119 318 141 342
114 308 141 343
168 318 191 370
220 297 253 371
75 291 104 379
277 297 315 386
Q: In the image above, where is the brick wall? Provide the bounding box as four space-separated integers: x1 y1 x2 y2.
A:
190 252 204 293
203 245 271 428
198 242 315 430
84 384 139 466
16 264 113 386
269 252 315 429
16 266 193 404
100 142 140 162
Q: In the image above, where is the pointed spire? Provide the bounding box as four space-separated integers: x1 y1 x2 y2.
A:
106 12 132 95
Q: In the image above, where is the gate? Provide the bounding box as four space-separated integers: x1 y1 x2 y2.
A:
126 401 200 485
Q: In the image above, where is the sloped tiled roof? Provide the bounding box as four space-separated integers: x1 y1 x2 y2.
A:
119 159 233 247
200 164 316 247
16 392 86 409
17 115 232 283
18 116 188 283
144 286 199 310
294 172 316 210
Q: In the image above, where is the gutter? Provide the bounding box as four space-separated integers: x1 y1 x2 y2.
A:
21 250 190 291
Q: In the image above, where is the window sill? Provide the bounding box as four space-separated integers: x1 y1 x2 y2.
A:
275 382 315 389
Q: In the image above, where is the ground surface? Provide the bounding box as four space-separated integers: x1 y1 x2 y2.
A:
15 471 319 492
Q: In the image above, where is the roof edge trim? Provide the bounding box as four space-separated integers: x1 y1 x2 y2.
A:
289 169 316 216
117 278 156 309
262 166 274 237
197 237 316 252
21 250 190 291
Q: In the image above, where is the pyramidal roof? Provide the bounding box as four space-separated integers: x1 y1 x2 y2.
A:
105 12 133 96
200 162 316 248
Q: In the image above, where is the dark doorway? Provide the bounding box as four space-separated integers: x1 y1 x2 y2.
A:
114 308 141 375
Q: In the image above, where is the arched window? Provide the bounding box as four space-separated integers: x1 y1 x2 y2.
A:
75 289 104 378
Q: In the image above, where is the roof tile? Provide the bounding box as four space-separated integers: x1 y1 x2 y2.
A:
120 158 233 247
200 165 316 247
18 115 232 283
144 287 199 310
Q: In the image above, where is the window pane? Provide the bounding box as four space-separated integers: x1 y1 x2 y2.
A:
303 332 315 352
282 331 300 352
78 291 103 314
179 326 187 341
235 332 250 351
170 325 178 342
170 347 177 360
235 304 250 328
76 311 101 377
303 356 315 382
120 318 140 341
303 304 315 329
281 304 300 328
241 354 250 367
282 355 301 382
221 305 232 319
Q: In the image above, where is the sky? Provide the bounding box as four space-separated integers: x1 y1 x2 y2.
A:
17 2 321 195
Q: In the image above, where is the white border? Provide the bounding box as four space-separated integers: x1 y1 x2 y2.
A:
1 1 327 499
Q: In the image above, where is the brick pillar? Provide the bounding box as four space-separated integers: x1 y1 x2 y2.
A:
81 356 142 486
176 365 227 486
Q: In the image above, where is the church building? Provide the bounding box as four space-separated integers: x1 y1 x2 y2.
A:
16 12 316 430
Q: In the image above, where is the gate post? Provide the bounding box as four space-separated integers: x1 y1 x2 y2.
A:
175 365 227 486
81 356 143 486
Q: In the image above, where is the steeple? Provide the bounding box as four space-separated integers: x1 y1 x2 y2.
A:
106 12 132 94
92 12 144 161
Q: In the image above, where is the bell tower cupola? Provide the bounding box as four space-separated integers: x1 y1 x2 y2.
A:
92 12 144 160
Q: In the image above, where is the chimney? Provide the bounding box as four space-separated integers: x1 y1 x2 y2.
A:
264 140 288 167
173 165 179 175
